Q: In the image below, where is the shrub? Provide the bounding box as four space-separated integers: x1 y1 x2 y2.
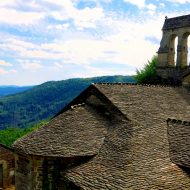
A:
135 55 158 84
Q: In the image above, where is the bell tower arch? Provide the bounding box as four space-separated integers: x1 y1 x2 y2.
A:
157 14 190 85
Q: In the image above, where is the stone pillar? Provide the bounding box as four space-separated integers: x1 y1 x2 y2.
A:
167 35 177 67
181 36 188 68
176 34 188 68
157 32 169 67
176 35 183 67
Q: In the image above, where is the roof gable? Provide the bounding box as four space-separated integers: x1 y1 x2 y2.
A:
13 84 126 157
65 83 190 189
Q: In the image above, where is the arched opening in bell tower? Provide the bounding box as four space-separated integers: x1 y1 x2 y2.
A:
168 34 178 67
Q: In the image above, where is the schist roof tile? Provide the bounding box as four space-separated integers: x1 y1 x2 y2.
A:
13 103 110 157
13 83 190 189
66 83 190 189
163 14 190 30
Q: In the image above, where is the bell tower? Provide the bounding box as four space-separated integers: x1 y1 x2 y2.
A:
157 14 190 85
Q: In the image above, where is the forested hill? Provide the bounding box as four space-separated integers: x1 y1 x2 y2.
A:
0 86 33 96
0 75 135 129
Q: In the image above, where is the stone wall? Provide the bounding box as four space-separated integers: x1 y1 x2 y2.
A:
155 66 190 86
182 73 190 86
15 154 38 190
15 154 81 190
0 144 15 189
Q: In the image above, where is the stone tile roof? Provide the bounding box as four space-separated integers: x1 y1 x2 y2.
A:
163 14 190 30
12 83 190 189
13 103 110 157
65 84 190 189
167 118 190 168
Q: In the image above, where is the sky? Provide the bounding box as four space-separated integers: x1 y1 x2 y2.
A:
0 0 190 85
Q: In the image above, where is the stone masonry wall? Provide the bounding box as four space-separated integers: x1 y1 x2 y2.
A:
0 145 15 189
156 66 190 85
15 154 81 190
183 73 190 86
15 154 43 190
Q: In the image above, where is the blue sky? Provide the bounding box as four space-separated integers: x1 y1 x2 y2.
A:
0 0 190 85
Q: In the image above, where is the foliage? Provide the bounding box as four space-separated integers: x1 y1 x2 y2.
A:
0 121 47 147
135 55 158 84
0 76 135 129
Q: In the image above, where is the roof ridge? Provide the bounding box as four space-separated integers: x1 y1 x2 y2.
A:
167 118 190 125
92 82 175 88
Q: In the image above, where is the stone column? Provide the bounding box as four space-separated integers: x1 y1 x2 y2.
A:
176 35 183 67
181 36 188 68
176 34 188 68
157 32 169 67
167 35 177 67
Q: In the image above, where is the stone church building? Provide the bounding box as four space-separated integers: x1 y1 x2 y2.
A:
10 14 190 189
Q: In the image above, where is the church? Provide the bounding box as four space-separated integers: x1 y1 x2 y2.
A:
2 14 190 190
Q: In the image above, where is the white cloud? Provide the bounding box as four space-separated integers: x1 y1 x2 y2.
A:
0 12 164 70
0 60 13 67
21 62 43 70
9 69 17 73
123 0 145 8
73 7 104 29
167 0 190 3
0 68 17 74
0 68 8 74
1 1 189 85
54 62 64 69
0 8 45 25
43 0 105 29
0 0 16 7
146 3 157 11
123 0 157 12
47 23 70 30
160 3 165 7
50 6 104 29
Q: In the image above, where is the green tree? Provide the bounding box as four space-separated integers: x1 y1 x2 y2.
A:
0 120 48 147
135 55 158 84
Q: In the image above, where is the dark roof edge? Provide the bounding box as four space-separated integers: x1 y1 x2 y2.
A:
53 84 94 118
167 118 190 125
53 84 130 120
0 143 14 152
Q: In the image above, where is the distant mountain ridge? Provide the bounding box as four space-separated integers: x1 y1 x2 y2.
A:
0 75 135 129
0 86 33 96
